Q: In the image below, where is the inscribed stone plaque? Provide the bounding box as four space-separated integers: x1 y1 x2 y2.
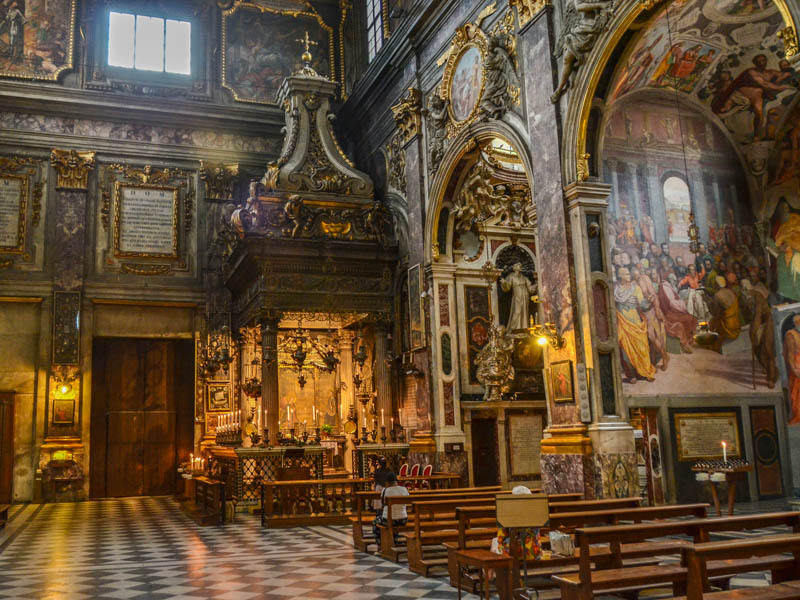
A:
508 412 543 476
0 175 26 251
114 183 178 258
674 412 741 461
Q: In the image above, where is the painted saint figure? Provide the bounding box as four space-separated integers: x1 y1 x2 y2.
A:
615 267 656 382
783 314 800 424
500 262 537 331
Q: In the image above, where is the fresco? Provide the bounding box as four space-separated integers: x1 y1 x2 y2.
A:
450 46 483 121
603 98 778 396
0 0 75 80
774 304 800 425
608 0 797 145
222 3 332 105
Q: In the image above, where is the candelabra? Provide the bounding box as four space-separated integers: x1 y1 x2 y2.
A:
380 426 387 444
214 410 243 446
389 427 397 443
198 327 235 379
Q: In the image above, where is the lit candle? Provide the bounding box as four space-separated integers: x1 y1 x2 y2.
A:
190 453 194 469
391 417 394 430
363 414 367 428
313 406 316 425
381 409 385 426
287 406 290 426
722 441 727 463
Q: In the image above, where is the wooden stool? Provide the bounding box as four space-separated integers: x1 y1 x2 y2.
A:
454 548 513 600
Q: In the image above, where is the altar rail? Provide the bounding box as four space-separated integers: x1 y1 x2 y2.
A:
209 446 325 507
260 473 461 527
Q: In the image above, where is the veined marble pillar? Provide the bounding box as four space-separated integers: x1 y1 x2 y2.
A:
338 331 354 424
260 314 280 445
518 6 593 496
566 182 637 499
374 322 393 429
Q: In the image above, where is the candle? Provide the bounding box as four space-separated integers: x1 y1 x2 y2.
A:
313 406 316 425
381 409 385 426
190 453 194 468
722 441 727 463
391 417 394 430
363 414 367 428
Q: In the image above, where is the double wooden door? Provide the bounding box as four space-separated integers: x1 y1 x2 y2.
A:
90 339 193 498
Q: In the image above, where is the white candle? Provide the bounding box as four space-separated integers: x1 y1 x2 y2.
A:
391 417 394 430
722 441 727 463
313 406 316 425
287 405 290 425
381 409 385 426
363 415 367 428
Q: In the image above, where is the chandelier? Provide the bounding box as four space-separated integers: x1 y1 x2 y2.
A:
198 326 234 379
278 323 341 388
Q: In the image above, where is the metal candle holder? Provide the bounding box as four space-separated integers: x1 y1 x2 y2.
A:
361 426 369 444
380 426 387 444
390 427 397 443
314 427 321 444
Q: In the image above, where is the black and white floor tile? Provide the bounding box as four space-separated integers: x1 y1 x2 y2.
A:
0 497 794 599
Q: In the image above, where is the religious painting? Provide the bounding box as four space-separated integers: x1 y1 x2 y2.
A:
603 97 779 397
0 173 27 252
449 45 483 122
550 360 573 403
113 183 179 259
774 305 800 426
52 398 74 424
206 383 231 413
221 1 333 105
0 0 76 81
464 285 491 385
408 264 424 350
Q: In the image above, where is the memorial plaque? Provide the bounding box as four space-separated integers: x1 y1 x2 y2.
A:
508 412 543 476
674 412 741 461
0 174 26 252
114 183 179 258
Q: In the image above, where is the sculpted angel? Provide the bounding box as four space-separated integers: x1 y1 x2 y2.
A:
481 32 520 120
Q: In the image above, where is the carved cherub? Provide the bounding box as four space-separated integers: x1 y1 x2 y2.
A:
551 0 615 103
283 194 310 238
365 201 393 246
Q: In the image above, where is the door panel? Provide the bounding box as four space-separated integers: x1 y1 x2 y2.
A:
107 411 144 497
471 418 499 487
143 411 176 495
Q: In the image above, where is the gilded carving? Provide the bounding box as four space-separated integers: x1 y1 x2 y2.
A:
778 26 799 58
510 0 551 26
200 162 240 201
550 0 615 103
284 194 312 237
386 134 407 195
390 88 423 144
120 263 173 276
50 149 96 191
475 324 515 401
577 152 591 182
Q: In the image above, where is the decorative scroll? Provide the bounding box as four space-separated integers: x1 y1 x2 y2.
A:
674 412 741 461
508 412 543 476
53 291 81 365
0 174 26 252
114 183 179 259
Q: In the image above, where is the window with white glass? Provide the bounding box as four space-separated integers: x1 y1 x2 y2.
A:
108 12 191 75
366 0 384 62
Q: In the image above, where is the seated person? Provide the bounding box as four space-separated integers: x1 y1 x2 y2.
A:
372 457 392 515
372 473 409 547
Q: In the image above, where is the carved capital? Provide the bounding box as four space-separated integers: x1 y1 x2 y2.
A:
391 88 423 144
778 26 799 58
510 0 551 27
50 149 96 191
200 161 240 201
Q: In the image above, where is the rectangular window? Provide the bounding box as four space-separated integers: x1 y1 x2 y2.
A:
366 0 384 62
108 12 191 75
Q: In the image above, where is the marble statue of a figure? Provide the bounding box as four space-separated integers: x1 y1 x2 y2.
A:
501 262 537 330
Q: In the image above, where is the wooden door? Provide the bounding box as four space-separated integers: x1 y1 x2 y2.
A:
91 339 193 498
471 417 499 487
0 392 13 504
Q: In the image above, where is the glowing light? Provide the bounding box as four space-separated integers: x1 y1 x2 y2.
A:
537 336 548 346
60 385 70 394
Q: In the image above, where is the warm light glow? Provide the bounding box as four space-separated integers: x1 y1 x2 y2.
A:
537 336 548 346
60 385 69 394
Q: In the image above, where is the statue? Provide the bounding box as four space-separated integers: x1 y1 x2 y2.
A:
500 262 537 330
283 194 310 237
230 180 259 234
551 0 614 103
426 92 450 172
452 159 505 229
365 201 393 246
480 31 520 120
475 324 515 401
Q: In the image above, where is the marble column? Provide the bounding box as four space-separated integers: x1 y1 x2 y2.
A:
645 163 667 243
712 178 723 229
374 321 393 430
519 6 591 495
689 169 709 244
260 314 280 445
607 158 619 216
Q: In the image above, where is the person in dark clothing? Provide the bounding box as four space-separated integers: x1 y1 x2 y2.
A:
372 457 393 515
372 473 409 549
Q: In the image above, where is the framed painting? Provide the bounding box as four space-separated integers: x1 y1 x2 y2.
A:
206 383 231 413
221 1 334 105
550 360 574 403
408 263 425 350
113 183 179 259
0 173 28 253
53 398 74 424
0 0 77 81
448 45 484 122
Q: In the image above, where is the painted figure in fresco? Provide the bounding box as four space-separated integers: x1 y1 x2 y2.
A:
772 109 800 185
708 276 741 351
0 0 26 61
749 281 777 388
611 34 663 99
783 314 800 424
633 267 669 370
500 262 537 331
710 55 794 140
769 199 800 301
657 273 697 353
614 267 656 383
678 263 711 321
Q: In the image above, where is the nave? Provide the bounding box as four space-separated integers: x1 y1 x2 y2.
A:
0 497 792 600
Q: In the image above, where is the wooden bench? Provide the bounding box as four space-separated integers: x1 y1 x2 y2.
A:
0 504 9 528
548 497 642 513
553 511 800 600
445 502 709 592
680 534 800 600
350 486 503 552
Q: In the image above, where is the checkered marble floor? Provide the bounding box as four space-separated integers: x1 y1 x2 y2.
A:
0 497 480 600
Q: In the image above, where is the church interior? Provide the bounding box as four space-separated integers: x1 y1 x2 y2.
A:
2 0 800 598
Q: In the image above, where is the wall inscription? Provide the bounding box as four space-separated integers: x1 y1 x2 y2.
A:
674 412 741 461
114 183 178 258
508 412 543 477
0 175 26 251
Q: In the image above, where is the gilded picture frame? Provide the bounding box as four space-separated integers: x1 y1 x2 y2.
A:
0 173 28 253
550 360 574 403
207 383 232 413
220 0 335 105
113 182 179 260
674 411 742 462
439 23 490 136
0 0 77 81
53 398 75 424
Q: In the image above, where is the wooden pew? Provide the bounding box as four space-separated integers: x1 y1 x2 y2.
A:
0 504 9 528
548 497 642 513
553 512 800 600
444 503 709 592
680 534 800 600
350 486 502 552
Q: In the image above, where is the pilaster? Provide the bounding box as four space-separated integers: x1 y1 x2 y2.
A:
260 314 281 445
